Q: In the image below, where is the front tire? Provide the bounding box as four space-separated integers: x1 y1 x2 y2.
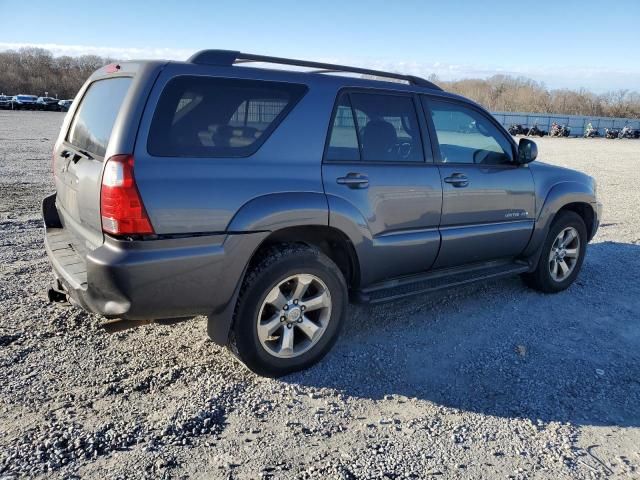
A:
522 211 587 293
229 244 347 377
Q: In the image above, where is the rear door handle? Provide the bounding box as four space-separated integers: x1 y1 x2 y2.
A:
337 173 369 189
444 174 469 188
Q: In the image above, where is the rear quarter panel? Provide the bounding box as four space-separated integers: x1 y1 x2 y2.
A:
133 64 337 235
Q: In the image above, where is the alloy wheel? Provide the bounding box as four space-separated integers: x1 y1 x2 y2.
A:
257 274 332 358
548 226 580 282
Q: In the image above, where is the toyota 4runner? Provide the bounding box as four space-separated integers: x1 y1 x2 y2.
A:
44 50 601 376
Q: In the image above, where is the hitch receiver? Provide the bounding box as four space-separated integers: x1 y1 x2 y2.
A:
47 287 69 304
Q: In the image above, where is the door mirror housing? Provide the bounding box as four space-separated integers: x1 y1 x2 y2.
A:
517 138 538 164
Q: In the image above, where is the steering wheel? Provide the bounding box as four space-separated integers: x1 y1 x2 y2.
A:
397 142 412 159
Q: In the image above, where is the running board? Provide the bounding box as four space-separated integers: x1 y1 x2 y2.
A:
353 261 530 304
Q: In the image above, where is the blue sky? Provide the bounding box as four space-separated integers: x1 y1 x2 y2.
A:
1 0 639 91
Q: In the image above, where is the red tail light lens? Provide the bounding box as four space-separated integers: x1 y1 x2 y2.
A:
100 155 154 235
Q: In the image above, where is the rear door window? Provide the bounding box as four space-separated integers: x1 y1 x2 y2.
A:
67 77 132 157
147 76 307 157
326 94 360 161
325 91 425 163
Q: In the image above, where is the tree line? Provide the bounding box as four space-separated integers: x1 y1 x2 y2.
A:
431 74 640 119
1 47 639 118
0 48 115 99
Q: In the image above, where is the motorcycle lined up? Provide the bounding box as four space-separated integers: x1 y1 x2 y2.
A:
507 121 638 140
618 125 640 139
527 124 547 137
508 124 528 136
605 128 620 139
550 123 571 137
583 123 599 138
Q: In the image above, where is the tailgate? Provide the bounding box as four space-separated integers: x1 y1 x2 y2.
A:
53 74 134 250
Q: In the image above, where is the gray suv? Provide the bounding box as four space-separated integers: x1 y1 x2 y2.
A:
44 50 601 376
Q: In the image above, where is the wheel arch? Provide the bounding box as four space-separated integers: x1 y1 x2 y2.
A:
246 225 361 290
555 202 595 240
522 181 597 269
207 224 361 346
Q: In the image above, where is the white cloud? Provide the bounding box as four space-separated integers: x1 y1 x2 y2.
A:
339 58 640 92
0 42 192 61
1 42 638 92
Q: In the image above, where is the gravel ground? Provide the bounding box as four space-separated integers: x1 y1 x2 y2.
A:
1 111 639 479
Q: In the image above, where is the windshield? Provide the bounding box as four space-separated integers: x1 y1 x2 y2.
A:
67 78 132 157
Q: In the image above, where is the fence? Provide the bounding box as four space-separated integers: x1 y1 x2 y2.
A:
334 105 640 138
491 111 640 137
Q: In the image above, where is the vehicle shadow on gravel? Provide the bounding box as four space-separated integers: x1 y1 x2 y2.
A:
287 241 640 428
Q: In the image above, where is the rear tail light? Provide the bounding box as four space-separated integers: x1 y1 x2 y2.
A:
100 155 154 235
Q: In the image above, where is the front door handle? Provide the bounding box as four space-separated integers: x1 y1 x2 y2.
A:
444 173 469 188
337 173 369 189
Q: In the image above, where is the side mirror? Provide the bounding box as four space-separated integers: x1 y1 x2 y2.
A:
517 138 538 164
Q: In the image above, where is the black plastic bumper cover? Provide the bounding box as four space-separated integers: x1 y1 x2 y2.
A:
43 193 267 326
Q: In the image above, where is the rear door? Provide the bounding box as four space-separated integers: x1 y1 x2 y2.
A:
322 90 442 286
421 96 535 268
54 75 134 249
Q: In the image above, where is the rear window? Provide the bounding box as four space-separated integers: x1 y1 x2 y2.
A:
147 76 307 157
67 77 132 157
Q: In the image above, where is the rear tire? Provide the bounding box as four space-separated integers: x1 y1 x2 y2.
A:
522 211 587 293
229 244 347 377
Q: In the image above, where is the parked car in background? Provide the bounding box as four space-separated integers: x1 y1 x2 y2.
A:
0 95 13 109
44 51 601 376
36 97 60 111
57 99 73 112
11 94 38 110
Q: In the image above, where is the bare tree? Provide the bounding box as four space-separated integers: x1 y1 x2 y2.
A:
0 47 638 118
437 75 639 118
0 48 114 98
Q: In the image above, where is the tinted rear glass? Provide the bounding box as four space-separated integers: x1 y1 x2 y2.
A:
67 77 132 157
147 76 307 157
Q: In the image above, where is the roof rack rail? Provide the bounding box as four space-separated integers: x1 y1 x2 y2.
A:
187 50 442 90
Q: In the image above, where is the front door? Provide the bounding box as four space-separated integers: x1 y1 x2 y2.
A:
322 90 442 286
422 96 535 269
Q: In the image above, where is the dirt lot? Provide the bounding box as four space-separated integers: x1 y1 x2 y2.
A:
1 111 639 479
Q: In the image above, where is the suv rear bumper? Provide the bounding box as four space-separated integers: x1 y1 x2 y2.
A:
43 193 267 322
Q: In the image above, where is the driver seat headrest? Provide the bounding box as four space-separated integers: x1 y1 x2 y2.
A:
361 119 397 160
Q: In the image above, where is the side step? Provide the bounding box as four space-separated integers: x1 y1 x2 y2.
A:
354 260 530 304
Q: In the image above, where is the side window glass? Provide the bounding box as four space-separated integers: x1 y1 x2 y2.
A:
350 93 424 162
326 94 360 161
426 98 513 165
147 77 306 157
